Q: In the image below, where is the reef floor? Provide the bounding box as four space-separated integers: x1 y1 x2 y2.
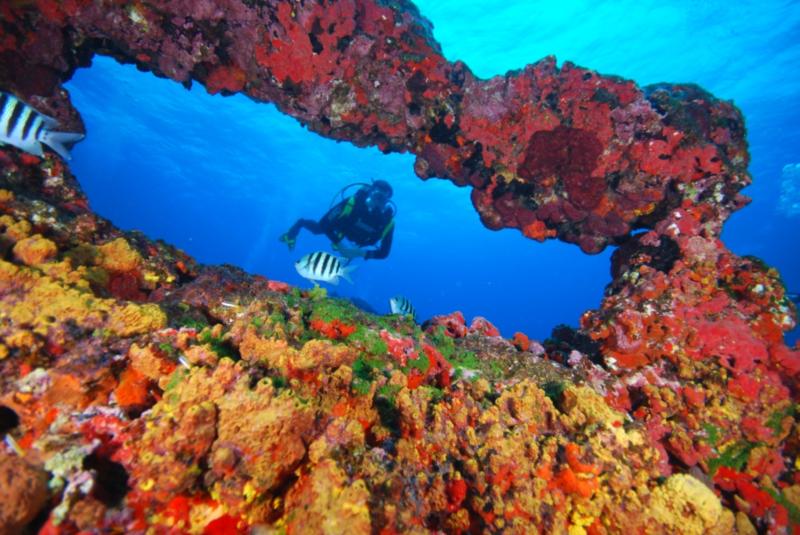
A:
0 141 798 534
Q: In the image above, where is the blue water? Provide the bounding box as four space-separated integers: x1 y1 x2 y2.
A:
65 0 800 343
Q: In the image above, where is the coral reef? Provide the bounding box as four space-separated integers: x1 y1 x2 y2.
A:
1 0 749 253
0 153 797 533
0 0 798 533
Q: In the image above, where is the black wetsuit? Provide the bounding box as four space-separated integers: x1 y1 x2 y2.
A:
286 188 395 260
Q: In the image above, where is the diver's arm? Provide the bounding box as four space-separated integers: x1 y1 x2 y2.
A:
364 223 394 260
321 198 350 226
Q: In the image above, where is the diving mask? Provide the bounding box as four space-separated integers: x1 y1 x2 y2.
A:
365 188 390 211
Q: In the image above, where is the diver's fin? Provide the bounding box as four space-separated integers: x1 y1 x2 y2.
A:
40 131 84 160
279 232 296 250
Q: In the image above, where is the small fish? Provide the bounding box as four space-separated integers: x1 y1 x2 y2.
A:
295 251 355 285
788 292 800 305
0 91 84 160
389 295 416 319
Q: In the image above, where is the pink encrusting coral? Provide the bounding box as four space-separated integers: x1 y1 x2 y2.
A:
0 0 798 533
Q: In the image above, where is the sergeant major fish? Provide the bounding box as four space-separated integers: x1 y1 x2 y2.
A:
295 251 355 285
389 295 416 320
0 91 84 160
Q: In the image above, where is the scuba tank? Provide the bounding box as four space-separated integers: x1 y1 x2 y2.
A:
329 182 370 209
329 180 397 216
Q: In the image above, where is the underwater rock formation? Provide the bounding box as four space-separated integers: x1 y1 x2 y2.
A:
1 0 750 253
0 1 798 534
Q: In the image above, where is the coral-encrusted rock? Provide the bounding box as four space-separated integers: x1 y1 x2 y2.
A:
0 152 796 532
97 237 143 272
0 258 166 342
281 459 372 534
644 474 730 533
128 387 218 498
12 234 58 266
2 0 748 252
1 1 799 533
208 372 317 515
0 451 49 534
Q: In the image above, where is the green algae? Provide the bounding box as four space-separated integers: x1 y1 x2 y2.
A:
448 350 480 379
271 375 289 390
348 326 388 356
708 440 756 475
163 368 186 392
405 351 429 375
542 380 566 405
766 404 797 435
426 325 481 377
421 385 444 403
172 302 208 330
309 297 357 323
307 284 328 301
198 328 239 361
377 383 402 401
427 326 455 358
702 422 721 446
351 355 382 395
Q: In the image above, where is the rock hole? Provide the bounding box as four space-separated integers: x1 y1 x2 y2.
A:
83 452 130 508
65 57 611 343
0 405 20 434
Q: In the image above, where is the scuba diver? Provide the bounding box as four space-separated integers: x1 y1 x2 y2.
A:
279 180 396 261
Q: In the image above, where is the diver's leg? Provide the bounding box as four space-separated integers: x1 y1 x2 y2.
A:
296 219 326 236
279 219 325 249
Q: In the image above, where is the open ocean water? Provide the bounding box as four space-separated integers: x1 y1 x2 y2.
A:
65 0 800 344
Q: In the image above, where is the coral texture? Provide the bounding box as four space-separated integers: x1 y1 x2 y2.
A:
0 1 798 534
1 0 749 253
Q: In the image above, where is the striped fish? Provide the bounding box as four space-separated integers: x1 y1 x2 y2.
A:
0 91 84 160
389 295 416 319
294 251 355 285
